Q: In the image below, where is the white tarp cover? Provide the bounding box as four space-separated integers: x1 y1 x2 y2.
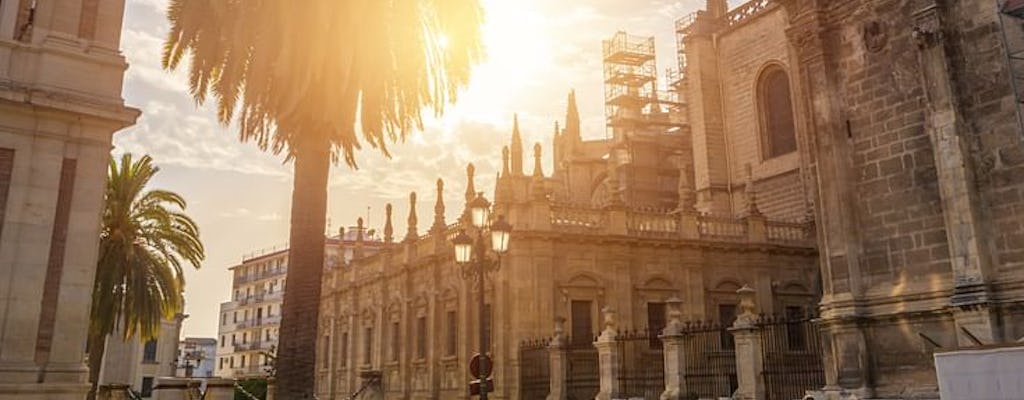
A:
934 345 1024 400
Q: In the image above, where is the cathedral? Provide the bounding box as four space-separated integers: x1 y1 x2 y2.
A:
317 0 1024 399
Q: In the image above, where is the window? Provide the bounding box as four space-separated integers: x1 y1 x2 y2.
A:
647 302 667 349
231 334 236 345
233 312 238 323
230 356 235 368
219 358 224 370
363 327 373 365
570 301 593 345
141 377 154 398
390 322 400 362
341 332 349 368
220 335 225 348
243 332 247 344
222 313 227 325
482 305 492 351
759 67 797 158
321 335 331 369
718 304 738 349
416 316 427 359
445 311 457 357
266 329 271 341
142 339 158 363
241 355 246 367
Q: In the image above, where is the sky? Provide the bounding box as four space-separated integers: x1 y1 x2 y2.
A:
114 0 706 338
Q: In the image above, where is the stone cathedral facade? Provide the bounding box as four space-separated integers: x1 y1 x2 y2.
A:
316 0 1024 399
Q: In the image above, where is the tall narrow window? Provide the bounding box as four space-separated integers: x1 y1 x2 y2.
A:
647 302 667 349
759 67 797 158
570 301 593 345
142 339 158 363
363 327 373 365
340 332 349 368
445 311 458 357
416 316 428 359
390 322 400 362
141 377 154 398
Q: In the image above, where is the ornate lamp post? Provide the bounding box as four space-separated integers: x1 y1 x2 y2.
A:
452 193 511 400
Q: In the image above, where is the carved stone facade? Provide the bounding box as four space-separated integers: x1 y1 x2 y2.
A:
0 1 138 399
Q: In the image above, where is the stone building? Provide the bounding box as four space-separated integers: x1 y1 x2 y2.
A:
217 227 384 379
176 337 218 378
0 0 138 399
314 0 1024 398
315 70 821 399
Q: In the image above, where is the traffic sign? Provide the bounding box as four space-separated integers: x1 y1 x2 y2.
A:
470 353 493 379
468 378 494 396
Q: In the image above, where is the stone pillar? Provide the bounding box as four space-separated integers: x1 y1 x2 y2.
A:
151 377 190 400
204 378 236 400
660 297 688 400
547 317 568 400
730 286 764 400
677 212 699 240
911 2 998 346
593 307 621 400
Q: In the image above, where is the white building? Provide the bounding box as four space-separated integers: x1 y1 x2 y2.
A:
176 337 217 378
216 226 382 379
0 1 138 399
98 315 185 398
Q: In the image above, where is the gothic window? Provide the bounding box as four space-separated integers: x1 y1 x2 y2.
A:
390 322 400 362
340 332 349 368
363 327 373 365
416 316 428 359
570 300 593 345
759 67 797 159
445 310 458 357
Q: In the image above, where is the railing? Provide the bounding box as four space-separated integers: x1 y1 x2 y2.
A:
759 312 825 400
680 320 737 399
675 11 700 33
698 214 748 239
627 209 678 238
616 328 666 399
766 220 807 243
518 339 551 400
550 206 607 233
566 336 600 400
726 0 773 26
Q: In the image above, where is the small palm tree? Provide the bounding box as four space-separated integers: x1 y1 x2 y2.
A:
87 153 204 399
162 1 485 396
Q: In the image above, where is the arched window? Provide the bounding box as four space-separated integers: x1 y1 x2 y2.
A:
759 67 797 158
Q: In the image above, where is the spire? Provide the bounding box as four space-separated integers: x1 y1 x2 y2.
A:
465 163 476 204
533 142 544 178
405 192 418 242
676 154 696 212
433 178 446 232
384 203 394 244
565 90 581 142
501 146 511 177
511 114 524 176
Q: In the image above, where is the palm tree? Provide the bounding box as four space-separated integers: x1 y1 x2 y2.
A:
88 153 204 399
162 1 485 396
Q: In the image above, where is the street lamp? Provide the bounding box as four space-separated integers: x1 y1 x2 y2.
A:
453 192 511 400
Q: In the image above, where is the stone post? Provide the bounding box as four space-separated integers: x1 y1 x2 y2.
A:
203 378 236 400
730 286 764 400
151 377 190 400
660 297 688 400
593 307 621 400
266 377 276 400
547 317 568 400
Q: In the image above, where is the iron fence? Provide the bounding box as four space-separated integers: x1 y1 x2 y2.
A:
519 339 551 400
616 328 665 399
759 313 825 400
681 321 737 399
566 336 599 400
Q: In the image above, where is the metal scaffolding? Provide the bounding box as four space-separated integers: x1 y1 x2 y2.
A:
602 31 683 135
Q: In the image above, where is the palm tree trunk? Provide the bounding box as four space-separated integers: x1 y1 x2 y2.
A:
86 330 107 400
276 133 331 399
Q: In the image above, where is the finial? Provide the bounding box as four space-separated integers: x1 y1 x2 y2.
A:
502 146 511 177
339 226 345 241
745 163 762 216
533 143 543 178
734 285 758 327
433 178 446 232
465 163 476 203
565 89 581 141
384 203 394 244
554 120 560 137
511 114 524 176
356 217 364 242
405 192 418 242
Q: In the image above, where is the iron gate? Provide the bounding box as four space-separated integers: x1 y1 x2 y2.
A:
566 336 599 400
760 313 825 400
519 339 551 400
616 328 665 399
682 321 737 399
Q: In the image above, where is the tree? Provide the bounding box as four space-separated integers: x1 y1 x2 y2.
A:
162 1 485 396
88 154 204 399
